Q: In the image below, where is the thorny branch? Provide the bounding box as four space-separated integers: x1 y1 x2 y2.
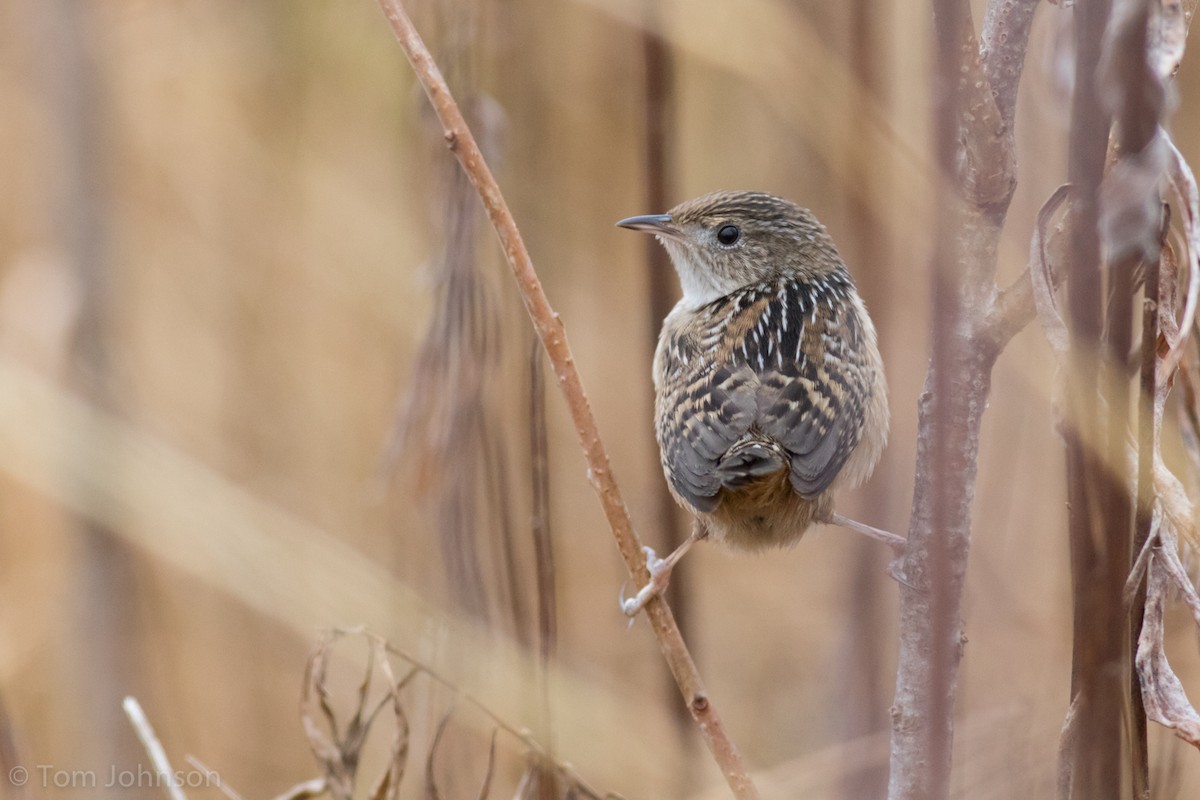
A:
374 1 760 796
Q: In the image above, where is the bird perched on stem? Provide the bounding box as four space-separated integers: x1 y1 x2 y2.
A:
617 191 896 615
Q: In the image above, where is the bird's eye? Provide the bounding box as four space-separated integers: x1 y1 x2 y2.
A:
716 224 741 246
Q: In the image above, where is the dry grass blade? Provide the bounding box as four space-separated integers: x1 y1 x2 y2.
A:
186 756 246 800
341 641 378 755
273 779 329 800
283 631 619 800
122 697 188 800
294 631 412 800
424 705 454 800
368 640 410 800
512 757 562 800
473 729 499 800
386 162 505 623
528 338 557 679
367 631 617 798
383 2 516 626
1030 185 1073 361
300 637 348 798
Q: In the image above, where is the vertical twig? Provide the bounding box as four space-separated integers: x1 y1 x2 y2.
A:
1063 0 1119 786
375 2 760 796
1132 236 1161 799
36 0 145 777
1097 0 1174 790
888 1 1041 798
528 339 557 747
638 0 697 781
925 3 971 798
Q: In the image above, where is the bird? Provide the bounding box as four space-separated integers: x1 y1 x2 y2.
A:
616 190 893 615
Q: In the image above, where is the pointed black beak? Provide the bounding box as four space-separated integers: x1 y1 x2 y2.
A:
616 213 680 238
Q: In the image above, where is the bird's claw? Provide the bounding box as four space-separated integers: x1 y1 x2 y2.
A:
887 555 920 590
620 546 671 618
643 545 668 577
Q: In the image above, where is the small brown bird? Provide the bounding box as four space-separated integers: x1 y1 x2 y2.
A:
618 191 891 614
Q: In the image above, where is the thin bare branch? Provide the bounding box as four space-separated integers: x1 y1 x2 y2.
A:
981 0 1042 125
888 0 1043 797
374 2 758 796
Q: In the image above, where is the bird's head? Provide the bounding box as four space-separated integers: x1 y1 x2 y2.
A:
617 190 843 308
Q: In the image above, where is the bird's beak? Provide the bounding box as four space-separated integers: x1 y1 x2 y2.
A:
616 213 682 239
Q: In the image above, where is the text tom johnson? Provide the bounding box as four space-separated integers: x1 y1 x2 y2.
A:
9 764 220 789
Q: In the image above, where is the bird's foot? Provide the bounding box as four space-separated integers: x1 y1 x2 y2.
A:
620 547 674 617
886 556 918 590
620 532 700 618
827 512 906 552
824 512 918 589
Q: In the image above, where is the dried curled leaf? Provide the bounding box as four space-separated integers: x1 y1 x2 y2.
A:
280 631 618 800
1030 185 1073 362
1149 0 1198 79
1099 135 1168 266
1162 135 1200 376
474 730 499 800
424 707 453 800
287 631 410 800
1126 204 1200 750
1136 544 1200 749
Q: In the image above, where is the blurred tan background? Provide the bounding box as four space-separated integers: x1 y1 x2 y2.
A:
4 0 1200 798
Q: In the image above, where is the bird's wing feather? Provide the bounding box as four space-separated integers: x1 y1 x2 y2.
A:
655 276 873 511
749 276 871 497
655 356 758 512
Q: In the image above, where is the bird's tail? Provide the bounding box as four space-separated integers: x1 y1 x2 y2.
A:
715 438 787 489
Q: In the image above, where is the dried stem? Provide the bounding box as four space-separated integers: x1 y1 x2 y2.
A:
123 697 187 800
528 338 557 749
637 0 698 766
887 0 1041 798
1132 237 1161 799
375 2 759 796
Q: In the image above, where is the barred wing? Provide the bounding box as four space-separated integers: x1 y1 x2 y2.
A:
750 276 872 497
655 274 872 510
655 359 758 512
